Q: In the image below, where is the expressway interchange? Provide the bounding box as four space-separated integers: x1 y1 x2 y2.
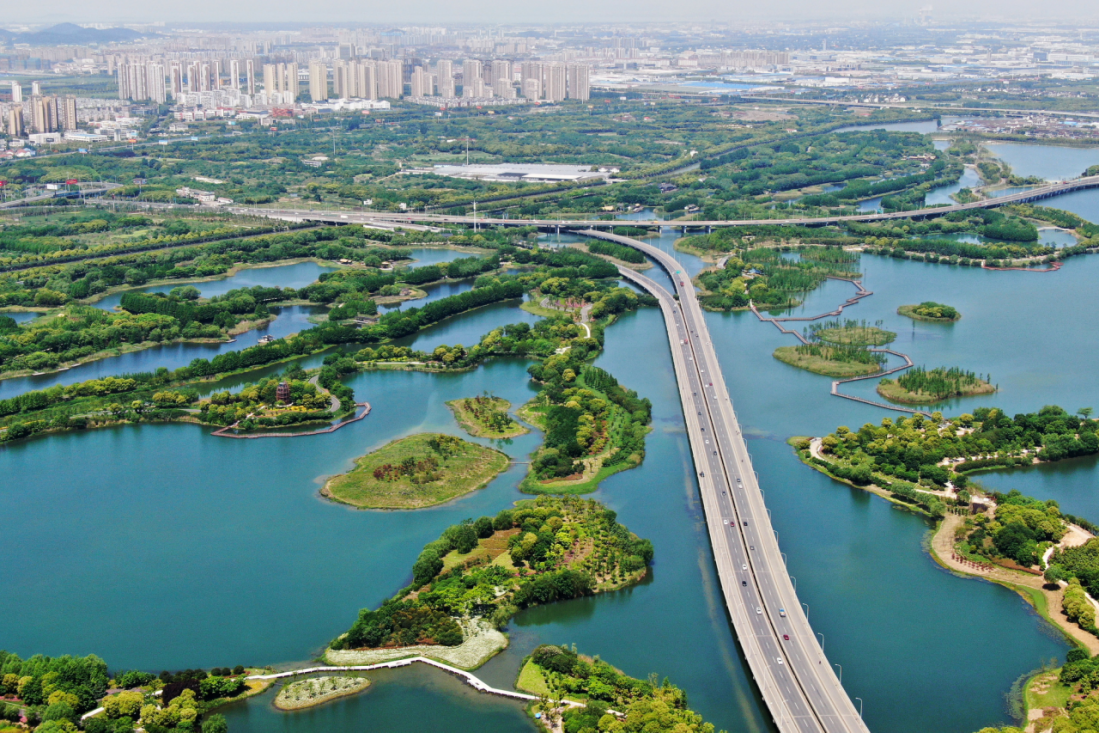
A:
597 231 868 733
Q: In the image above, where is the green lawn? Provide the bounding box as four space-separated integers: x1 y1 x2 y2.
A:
817 325 896 346
516 659 552 697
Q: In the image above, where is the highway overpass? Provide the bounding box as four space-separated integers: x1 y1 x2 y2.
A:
0 182 122 209
599 231 868 733
225 174 1099 231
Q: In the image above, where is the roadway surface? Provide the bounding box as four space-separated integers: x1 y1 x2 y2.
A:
223 173 1099 230
0 182 121 209
599 232 868 733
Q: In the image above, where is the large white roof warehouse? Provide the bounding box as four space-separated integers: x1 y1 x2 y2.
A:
417 163 618 183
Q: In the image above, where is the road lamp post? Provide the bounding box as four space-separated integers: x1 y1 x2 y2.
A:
817 632 824 653
856 698 863 718
802 602 809 621
834 663 842 683
790 575 796 590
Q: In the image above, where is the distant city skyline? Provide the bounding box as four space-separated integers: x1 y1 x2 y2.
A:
4 0 1099 25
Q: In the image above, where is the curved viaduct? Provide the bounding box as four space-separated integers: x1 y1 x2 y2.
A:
593 231 869 733
226 174 1099 231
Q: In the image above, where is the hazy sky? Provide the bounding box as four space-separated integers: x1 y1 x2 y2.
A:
6 0 1099 26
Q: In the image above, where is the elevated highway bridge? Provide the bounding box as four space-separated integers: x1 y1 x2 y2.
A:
597 231 869 733
224 174 1099 231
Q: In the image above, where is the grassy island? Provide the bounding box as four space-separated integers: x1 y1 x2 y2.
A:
326 496 653 669
898 302 961 322
447 394 528 438
811 319 896 346
322 433 509 509
773 343 884 377
877 366 995 404
274 676 370 711
516 645 718 732
774 319 891 377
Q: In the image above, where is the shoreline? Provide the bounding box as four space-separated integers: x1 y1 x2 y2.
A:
795 441 1099 661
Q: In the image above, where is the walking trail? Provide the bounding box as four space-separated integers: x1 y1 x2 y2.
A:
750 276 929 415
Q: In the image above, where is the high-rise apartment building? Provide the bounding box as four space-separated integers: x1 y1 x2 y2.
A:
263 63 279 93
462 59 483 98
377 60 403 99
490 60 511 89
309 61 328 101
30 96 58 134
7 106 24 138
60 96 78 131
170 65 183 99
229 60 241 90
410 66 431 98
147 63 167 104
436 60 455 98
31 82 42 96
521 62 543 86
282 63 300 99
566 64 590 101
543 63 566 102
245 59 256 95
356 61 377 100
521 77 540 99
118 63 148 101
9 81 22 103
493 78 516 99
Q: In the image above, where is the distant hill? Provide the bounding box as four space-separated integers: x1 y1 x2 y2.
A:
15 23 149 45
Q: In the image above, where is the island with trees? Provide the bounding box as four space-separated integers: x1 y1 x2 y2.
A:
446 394 528 438
516 645 717 733
773 319 892 378
273 677 370 711
521 365 652 494
877 366 995 404
322 433 510 510
325 496 653 669
0 650 255 733
695 247 862 312
898 301 961 322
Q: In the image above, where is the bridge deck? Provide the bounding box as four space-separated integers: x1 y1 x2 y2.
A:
602 234 868 733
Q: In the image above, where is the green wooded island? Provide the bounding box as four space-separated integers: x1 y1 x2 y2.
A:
326 496 653 669
446 395 528 438
322 433 510 509
273 676 371 711
877 366 996 404
516 645 718 733
898 302 961 322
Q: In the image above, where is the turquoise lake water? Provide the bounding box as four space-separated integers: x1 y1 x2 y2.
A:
5 149 1099 733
